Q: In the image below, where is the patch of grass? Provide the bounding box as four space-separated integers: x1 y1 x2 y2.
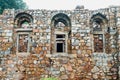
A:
41 77 58 80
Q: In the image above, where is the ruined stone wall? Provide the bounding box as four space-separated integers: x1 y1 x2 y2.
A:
0 6 120 80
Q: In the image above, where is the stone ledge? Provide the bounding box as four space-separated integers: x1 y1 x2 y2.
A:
46 53 77 58
15 28 33 32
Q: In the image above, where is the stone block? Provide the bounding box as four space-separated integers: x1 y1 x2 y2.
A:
60 75 68 79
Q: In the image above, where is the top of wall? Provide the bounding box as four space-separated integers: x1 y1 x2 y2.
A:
0 5 120 28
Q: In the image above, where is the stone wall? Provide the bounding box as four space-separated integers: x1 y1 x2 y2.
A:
0 5 120 80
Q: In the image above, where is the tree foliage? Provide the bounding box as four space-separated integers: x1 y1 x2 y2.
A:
0 0 27 14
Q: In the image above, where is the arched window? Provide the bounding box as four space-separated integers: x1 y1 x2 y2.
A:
14 12 33 28
14 13 33 54
90 13 108 53
51 13 71 53
51 13 71 27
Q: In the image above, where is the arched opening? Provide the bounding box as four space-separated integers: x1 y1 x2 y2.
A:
14 12 33 28
90 13 108 31
90 13 108 53
14 13 33 55
51 13 71 27
51 13 71 54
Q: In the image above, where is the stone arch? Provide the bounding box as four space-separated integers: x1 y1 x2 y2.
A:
90 13 108 24
51 13 71 54
90 13 108 53
90 13 108 31
51 13 71 27
14 12 33 27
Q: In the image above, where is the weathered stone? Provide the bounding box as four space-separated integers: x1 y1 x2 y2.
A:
0 67 2 71
60 75 68 79
60 67 65 72
91 66 100 73
0 5 120 80
93 74 98 79
66 65 73 71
